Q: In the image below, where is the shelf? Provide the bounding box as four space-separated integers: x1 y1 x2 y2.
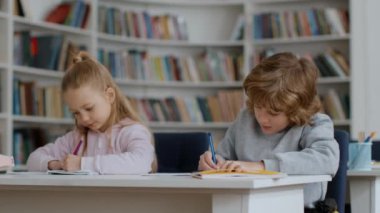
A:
0 113 8 119
98 33 244 47
333 119 351 126
101 0 245 6
12 66 243 88
254 34 350 46
13 115 73 125
148 121 232 130
13 65 64 78
0 11 8 19
115 79 243 89
13 16 91 36
318 77 350 84
0 62 8 69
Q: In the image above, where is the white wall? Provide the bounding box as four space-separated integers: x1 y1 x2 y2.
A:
351 0 380 139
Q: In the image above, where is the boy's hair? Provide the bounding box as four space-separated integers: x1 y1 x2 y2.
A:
243 52 321 126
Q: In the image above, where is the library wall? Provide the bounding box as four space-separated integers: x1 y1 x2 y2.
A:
4 0 379 166
350 0 380 138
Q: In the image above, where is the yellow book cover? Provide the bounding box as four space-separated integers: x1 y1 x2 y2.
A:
192 169 287 179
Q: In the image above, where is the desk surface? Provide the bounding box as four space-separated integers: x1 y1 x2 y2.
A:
0 173 331 189
348 169 380 176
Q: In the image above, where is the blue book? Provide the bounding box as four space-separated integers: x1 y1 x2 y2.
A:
13 78 21 115
307 9 319 36
74 1 86 27
143 11 153 39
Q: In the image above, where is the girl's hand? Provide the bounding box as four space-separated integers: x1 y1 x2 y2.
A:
63 154 81 172
48 160 63 170
198 151 224 171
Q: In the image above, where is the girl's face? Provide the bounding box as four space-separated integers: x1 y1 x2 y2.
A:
64 85 115 132
254 106 290 135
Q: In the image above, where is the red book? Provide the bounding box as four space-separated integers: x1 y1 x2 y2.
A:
45 3 71 24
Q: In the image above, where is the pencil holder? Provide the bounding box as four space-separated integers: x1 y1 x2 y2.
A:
348 142 372 171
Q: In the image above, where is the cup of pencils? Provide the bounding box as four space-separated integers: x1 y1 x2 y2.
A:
348 131 376 171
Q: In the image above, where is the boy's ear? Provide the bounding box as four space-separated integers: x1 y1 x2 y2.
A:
105 87 116 103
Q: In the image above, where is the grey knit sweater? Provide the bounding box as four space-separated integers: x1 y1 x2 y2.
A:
217 109 339 207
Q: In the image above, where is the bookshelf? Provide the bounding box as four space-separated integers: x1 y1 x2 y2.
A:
0 0 367 165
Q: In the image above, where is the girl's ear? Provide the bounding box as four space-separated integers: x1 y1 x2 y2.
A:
105 87 116 104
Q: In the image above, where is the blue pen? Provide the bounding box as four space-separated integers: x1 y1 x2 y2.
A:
208 132 217 164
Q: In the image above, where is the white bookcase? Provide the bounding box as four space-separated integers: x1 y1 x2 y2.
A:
0 0 369 164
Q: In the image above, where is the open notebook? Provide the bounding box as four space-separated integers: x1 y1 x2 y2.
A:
47 170 97 175
192 169 287 179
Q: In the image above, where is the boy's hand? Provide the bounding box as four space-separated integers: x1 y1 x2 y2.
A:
198 151 224 171
63 154 81 171
48 160 63 170
219 161 265 172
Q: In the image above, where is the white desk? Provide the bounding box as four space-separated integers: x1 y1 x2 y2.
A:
348 170 380 213
0 173 330 213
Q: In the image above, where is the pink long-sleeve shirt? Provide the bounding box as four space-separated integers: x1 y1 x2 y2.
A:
27 118 155 174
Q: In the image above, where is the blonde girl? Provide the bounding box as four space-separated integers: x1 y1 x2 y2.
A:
27 52 155 174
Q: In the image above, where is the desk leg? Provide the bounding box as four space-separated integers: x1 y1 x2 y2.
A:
349 178 372 213
212 185 304 213
373 178 380 213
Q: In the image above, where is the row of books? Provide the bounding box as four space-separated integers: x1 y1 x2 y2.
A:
98 49 244 82
13 79 71 118
13 31 86 71
253 48 349 77
98 6 188 40
321 89 350 120
10 79 348 123
129 90 244 123
253 8 349 39
14 0 90 29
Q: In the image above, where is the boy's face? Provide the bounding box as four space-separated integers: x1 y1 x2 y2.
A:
254 106 290 135
64 85 115 132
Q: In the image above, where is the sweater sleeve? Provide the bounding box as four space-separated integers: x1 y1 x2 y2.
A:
267 114 340 175
81 124 154 174
26 131 75 171
216 117 239 161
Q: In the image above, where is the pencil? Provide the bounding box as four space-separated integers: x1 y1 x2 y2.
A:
364 132 377 143
73 140 83 155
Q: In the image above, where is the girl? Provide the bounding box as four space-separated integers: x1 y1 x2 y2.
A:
198 52 339 208
27 51 155 174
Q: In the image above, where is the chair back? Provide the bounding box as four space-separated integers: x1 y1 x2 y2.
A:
326 130 349 213
154 132 209 173
372 141 380 161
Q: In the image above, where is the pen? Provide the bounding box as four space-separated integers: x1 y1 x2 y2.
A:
208 132 217 164
73 140 83 155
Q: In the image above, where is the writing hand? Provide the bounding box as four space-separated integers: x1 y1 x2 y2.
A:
63 154 81 172
219 161 265 172
198 151 224 171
